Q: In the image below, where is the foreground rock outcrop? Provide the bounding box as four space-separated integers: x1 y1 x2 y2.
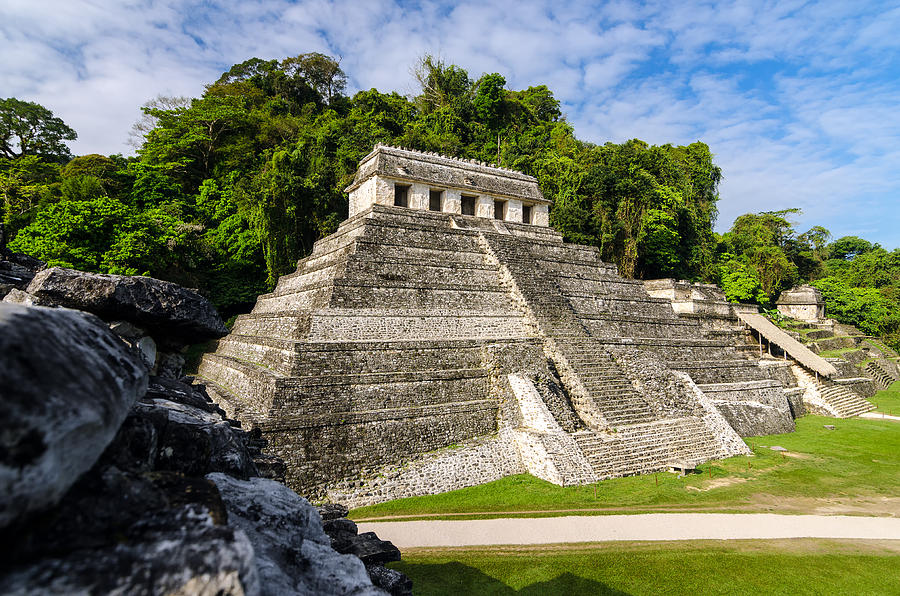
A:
16 267 228 343
0 303 148 527
211 474 387 595
5 266 229 380
0 271 409 594
0 253 44 296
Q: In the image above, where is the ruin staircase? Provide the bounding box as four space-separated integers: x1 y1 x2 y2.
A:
791 364 874 418
865 360 899 391
479 231 657 429
479 231 732 478
572 418 730 480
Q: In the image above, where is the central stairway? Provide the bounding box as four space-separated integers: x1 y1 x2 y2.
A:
201 205 752 496
573 417 730 479
480 231 740 477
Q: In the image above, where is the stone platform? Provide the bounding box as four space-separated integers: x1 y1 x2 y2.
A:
197 205 790 504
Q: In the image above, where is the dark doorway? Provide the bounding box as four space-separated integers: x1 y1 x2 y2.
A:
429 190 442 211
494 200 506 220
461 195 476 215
394 184 409 207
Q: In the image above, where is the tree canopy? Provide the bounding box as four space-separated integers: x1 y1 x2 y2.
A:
3 52 896 349
0 98 77 162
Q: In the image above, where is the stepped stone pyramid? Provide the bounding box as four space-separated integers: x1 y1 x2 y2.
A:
199 145 792 504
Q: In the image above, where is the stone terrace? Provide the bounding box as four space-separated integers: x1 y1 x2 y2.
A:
198 201 767 502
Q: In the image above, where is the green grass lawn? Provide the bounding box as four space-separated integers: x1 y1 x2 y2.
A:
392 539 900 595
817 347 861 358
352 415 900 521
870 380 900 415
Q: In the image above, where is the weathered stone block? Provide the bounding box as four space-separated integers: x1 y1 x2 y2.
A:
0 303 148 528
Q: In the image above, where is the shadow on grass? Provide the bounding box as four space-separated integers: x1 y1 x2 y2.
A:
393 562 630 595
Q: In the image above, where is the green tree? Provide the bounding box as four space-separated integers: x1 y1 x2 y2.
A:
0 98 77 162
473 73 506 130
139 87 261 189
281 53 347 105
413 55 473 115
813 277 899 337
828 236 876 261
550 139 720 280
7 195 205 279
718 257 767 304
0 155 60 227
718 210 802 303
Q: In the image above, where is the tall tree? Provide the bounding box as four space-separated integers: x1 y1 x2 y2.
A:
413 55 473 115
281 53 347 105
0 98 77 162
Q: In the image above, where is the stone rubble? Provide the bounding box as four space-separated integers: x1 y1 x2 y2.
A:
14 266 228 343
4 266 229 381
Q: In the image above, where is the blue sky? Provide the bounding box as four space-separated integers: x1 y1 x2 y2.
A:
2 0 898 247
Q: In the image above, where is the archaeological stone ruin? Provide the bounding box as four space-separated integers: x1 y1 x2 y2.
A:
198 145 894 506
776 284 826 322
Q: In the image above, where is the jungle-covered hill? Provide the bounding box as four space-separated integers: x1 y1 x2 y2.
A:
1 54 898 348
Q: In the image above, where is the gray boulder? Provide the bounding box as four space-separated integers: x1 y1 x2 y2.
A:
0 303 148 528
2 287 34 305
0 260 39 297
131 396 258 480
209 473 386 596
22 267 227 344
0 249 45 299
2 468 260 596
321 516 410 595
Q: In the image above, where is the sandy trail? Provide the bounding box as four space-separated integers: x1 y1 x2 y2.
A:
860 412 900 421
358 513 900 547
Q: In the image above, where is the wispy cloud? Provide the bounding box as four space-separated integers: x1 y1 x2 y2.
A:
1 0 897 246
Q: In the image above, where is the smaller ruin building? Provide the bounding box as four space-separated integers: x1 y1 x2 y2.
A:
345 144 550 225
776 285 825 322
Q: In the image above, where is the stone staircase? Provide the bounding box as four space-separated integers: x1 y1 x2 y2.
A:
818 383 875 417
559 341 657 427
478 231 588 338
573 418 728 479
791 364 874 418
479 230 733 479
480 232 656 429
865 360 899 390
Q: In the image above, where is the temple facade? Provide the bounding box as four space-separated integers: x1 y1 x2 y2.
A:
776 285 826 322
345 144 551 226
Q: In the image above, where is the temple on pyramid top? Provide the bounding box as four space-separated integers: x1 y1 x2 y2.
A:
199 142 860 508
344 144 551 225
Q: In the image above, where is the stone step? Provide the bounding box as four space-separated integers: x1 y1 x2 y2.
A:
573 419 726 478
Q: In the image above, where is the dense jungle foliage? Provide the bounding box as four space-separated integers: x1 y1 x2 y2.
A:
1 54 897 347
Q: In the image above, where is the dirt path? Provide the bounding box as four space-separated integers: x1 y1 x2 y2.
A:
357 513 900 547
861 412 900 421
353 496 900 521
